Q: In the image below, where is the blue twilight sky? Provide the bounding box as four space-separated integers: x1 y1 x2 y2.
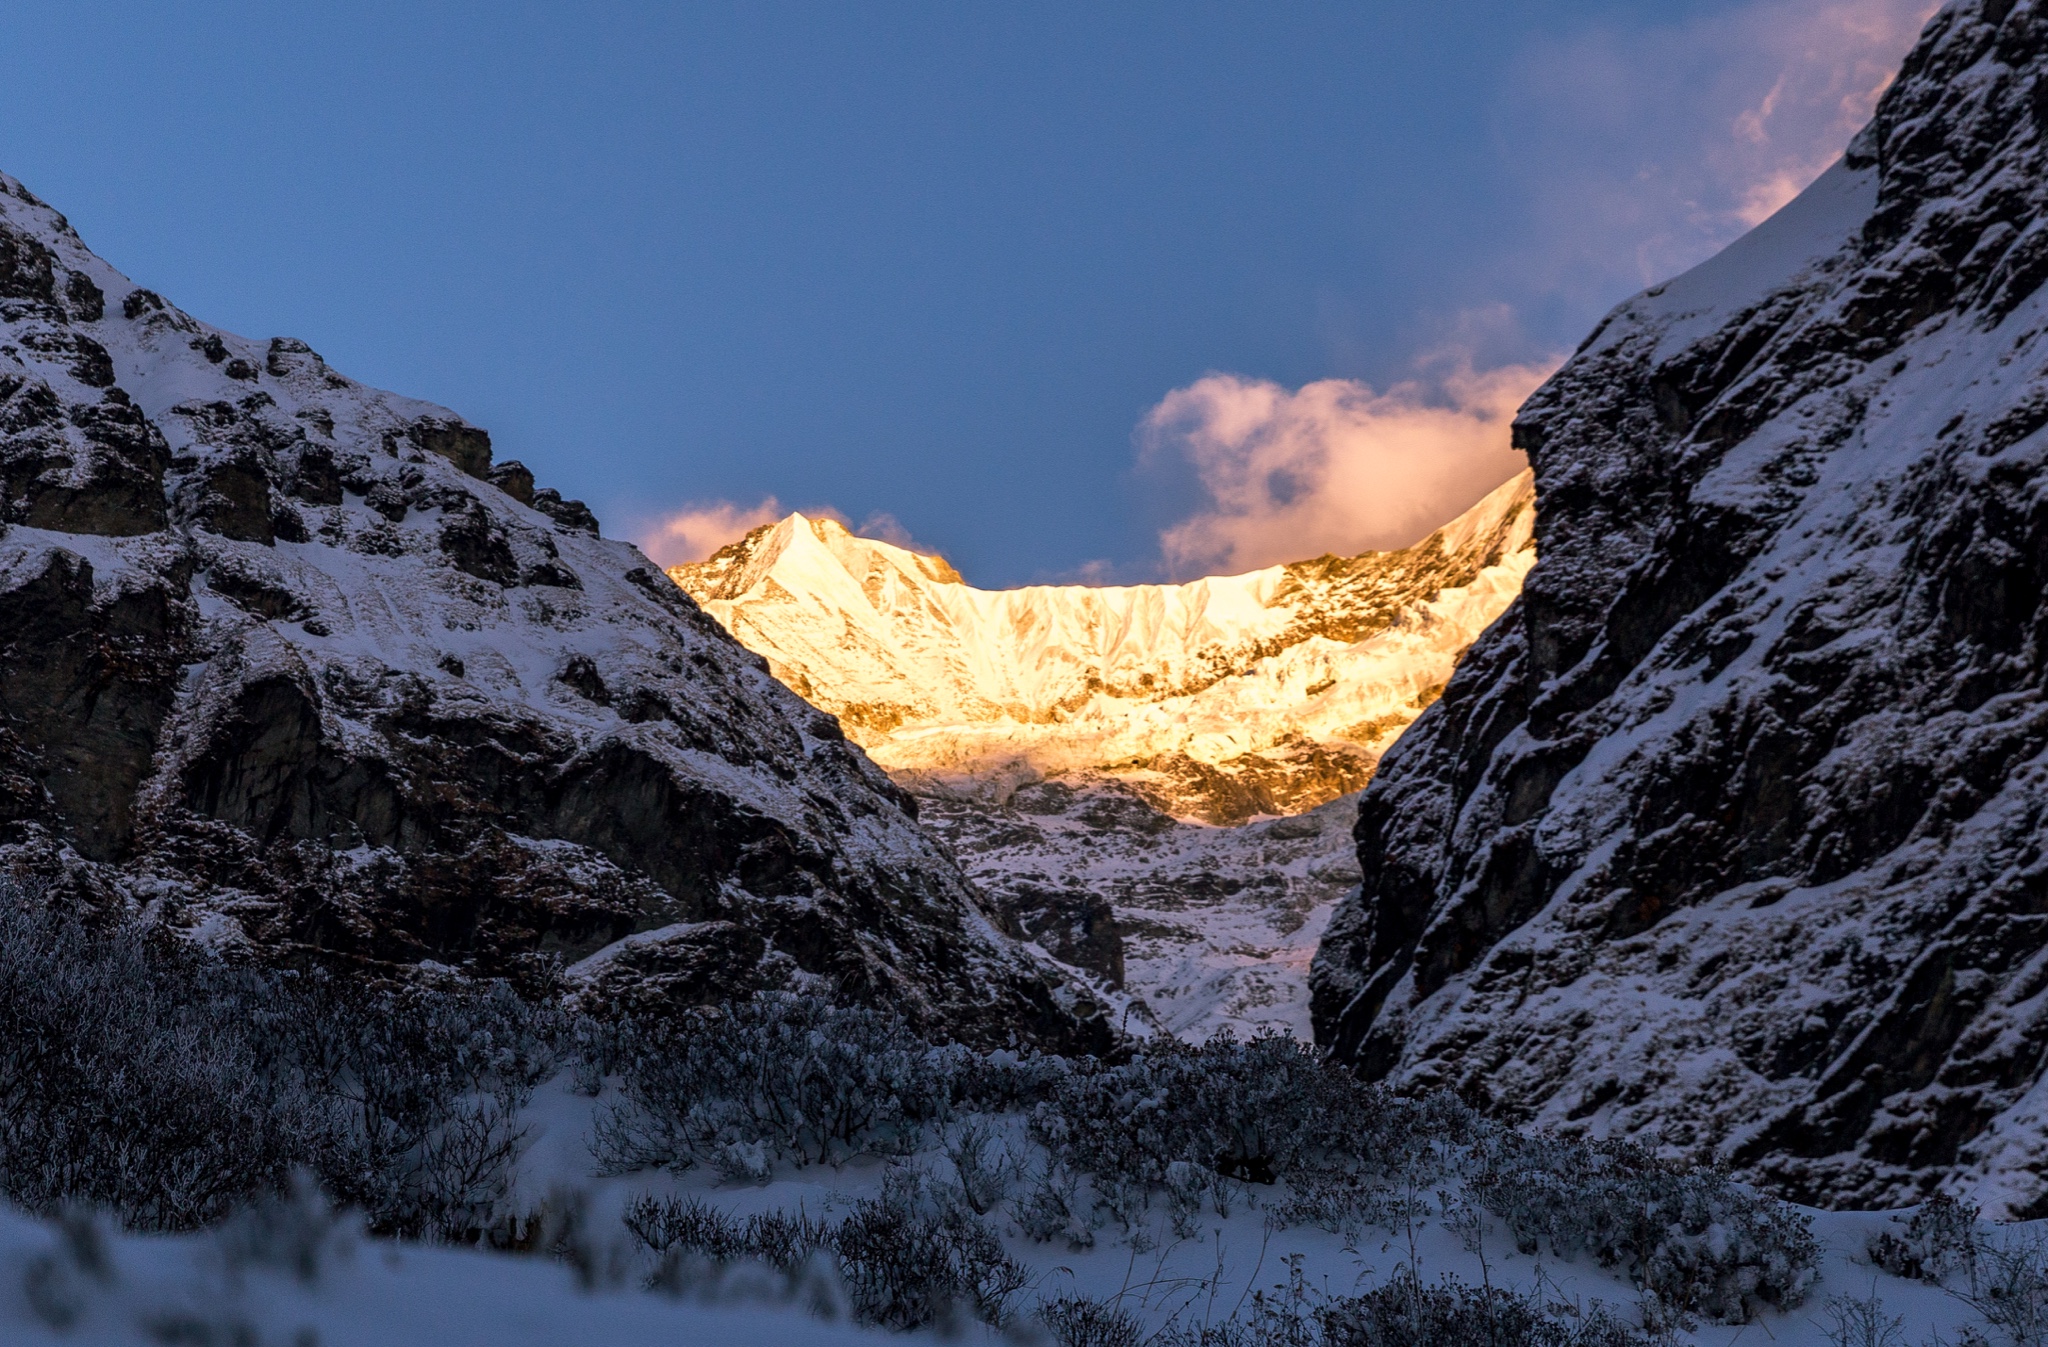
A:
0 1 1933 585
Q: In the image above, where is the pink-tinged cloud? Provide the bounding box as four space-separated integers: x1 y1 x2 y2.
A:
637 497 784 566
1143 354 1556 578
634 499 938 567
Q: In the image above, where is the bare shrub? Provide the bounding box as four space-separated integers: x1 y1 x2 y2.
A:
1869 1193 1982 1284
944 1118 1020 1214
593 993 955 1175
1465 1130 1818 1323
836 1169 1029 1328
1314 1270 1652 1347
1964 1230 2048 1347
1037 1293 1143 1347
627 1169 1026 1331
1821 1289 1906 1347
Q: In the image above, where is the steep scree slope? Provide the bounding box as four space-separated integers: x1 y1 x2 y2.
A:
0 172 1101 1052
1313 0 2048 1212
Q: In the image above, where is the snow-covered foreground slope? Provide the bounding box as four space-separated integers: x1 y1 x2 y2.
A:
0 1070 2014 1347
0 171 1100 1051
671 471 1532 826
1315 0 2048 1212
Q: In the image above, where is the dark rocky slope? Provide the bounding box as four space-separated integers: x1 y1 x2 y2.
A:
0 172 1104 1052
1313 0 2048 1212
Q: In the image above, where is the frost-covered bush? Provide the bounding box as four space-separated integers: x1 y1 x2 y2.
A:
1314 1270 1652 1347
1014 1163 1093 1248
1869 1193 1981 1284
1036 1294 1144 1347
1466 1131 1818 1323
627 1170 1027 1330
1032 1033 1365 1187
0 881 561 1240
291 976 561 1240
1025 1032 1477 1234
0 890 331 1230
1145 1265 1649 1347
594 993 957 1176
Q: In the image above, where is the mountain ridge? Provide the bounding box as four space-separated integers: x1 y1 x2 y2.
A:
0 169 1104 1053
671 469 1534 825
1312 0 2048 1213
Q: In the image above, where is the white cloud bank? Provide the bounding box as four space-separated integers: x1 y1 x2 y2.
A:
1143 353 1555 577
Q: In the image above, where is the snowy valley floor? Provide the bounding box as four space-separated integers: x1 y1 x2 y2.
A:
1 1068 2028 1347
0 884 2025 1347
915 781 1362 1041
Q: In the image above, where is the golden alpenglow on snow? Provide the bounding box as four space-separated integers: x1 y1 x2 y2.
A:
670 469 1534 826
670 471 1534 1042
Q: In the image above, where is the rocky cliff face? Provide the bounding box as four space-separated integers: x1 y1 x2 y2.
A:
0 172 1103 1053
1313 0 2048 1213
671 473 1533 827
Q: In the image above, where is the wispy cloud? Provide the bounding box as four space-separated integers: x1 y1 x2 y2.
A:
633 498 937 568
648 2 1940 586
1497 0 1938 300
1142 346 1556 577
1146 1 1934 582
636 497 784 567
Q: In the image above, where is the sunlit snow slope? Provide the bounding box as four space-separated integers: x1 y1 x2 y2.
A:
671 470 1533 827
671 473 1533 1040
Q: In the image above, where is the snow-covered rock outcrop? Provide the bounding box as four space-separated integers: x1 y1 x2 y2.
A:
670 473 1533 826
1313 0 2048 1211
0 171 1104 1052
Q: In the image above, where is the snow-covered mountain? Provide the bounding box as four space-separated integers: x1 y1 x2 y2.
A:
0 171 1105 1053
670 474 1532 1037
1314 0 2048 1213
670 471 1533 826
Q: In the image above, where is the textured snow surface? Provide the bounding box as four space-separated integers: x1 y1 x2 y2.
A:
0 1076 2007 1346
1315 0 2048 1213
